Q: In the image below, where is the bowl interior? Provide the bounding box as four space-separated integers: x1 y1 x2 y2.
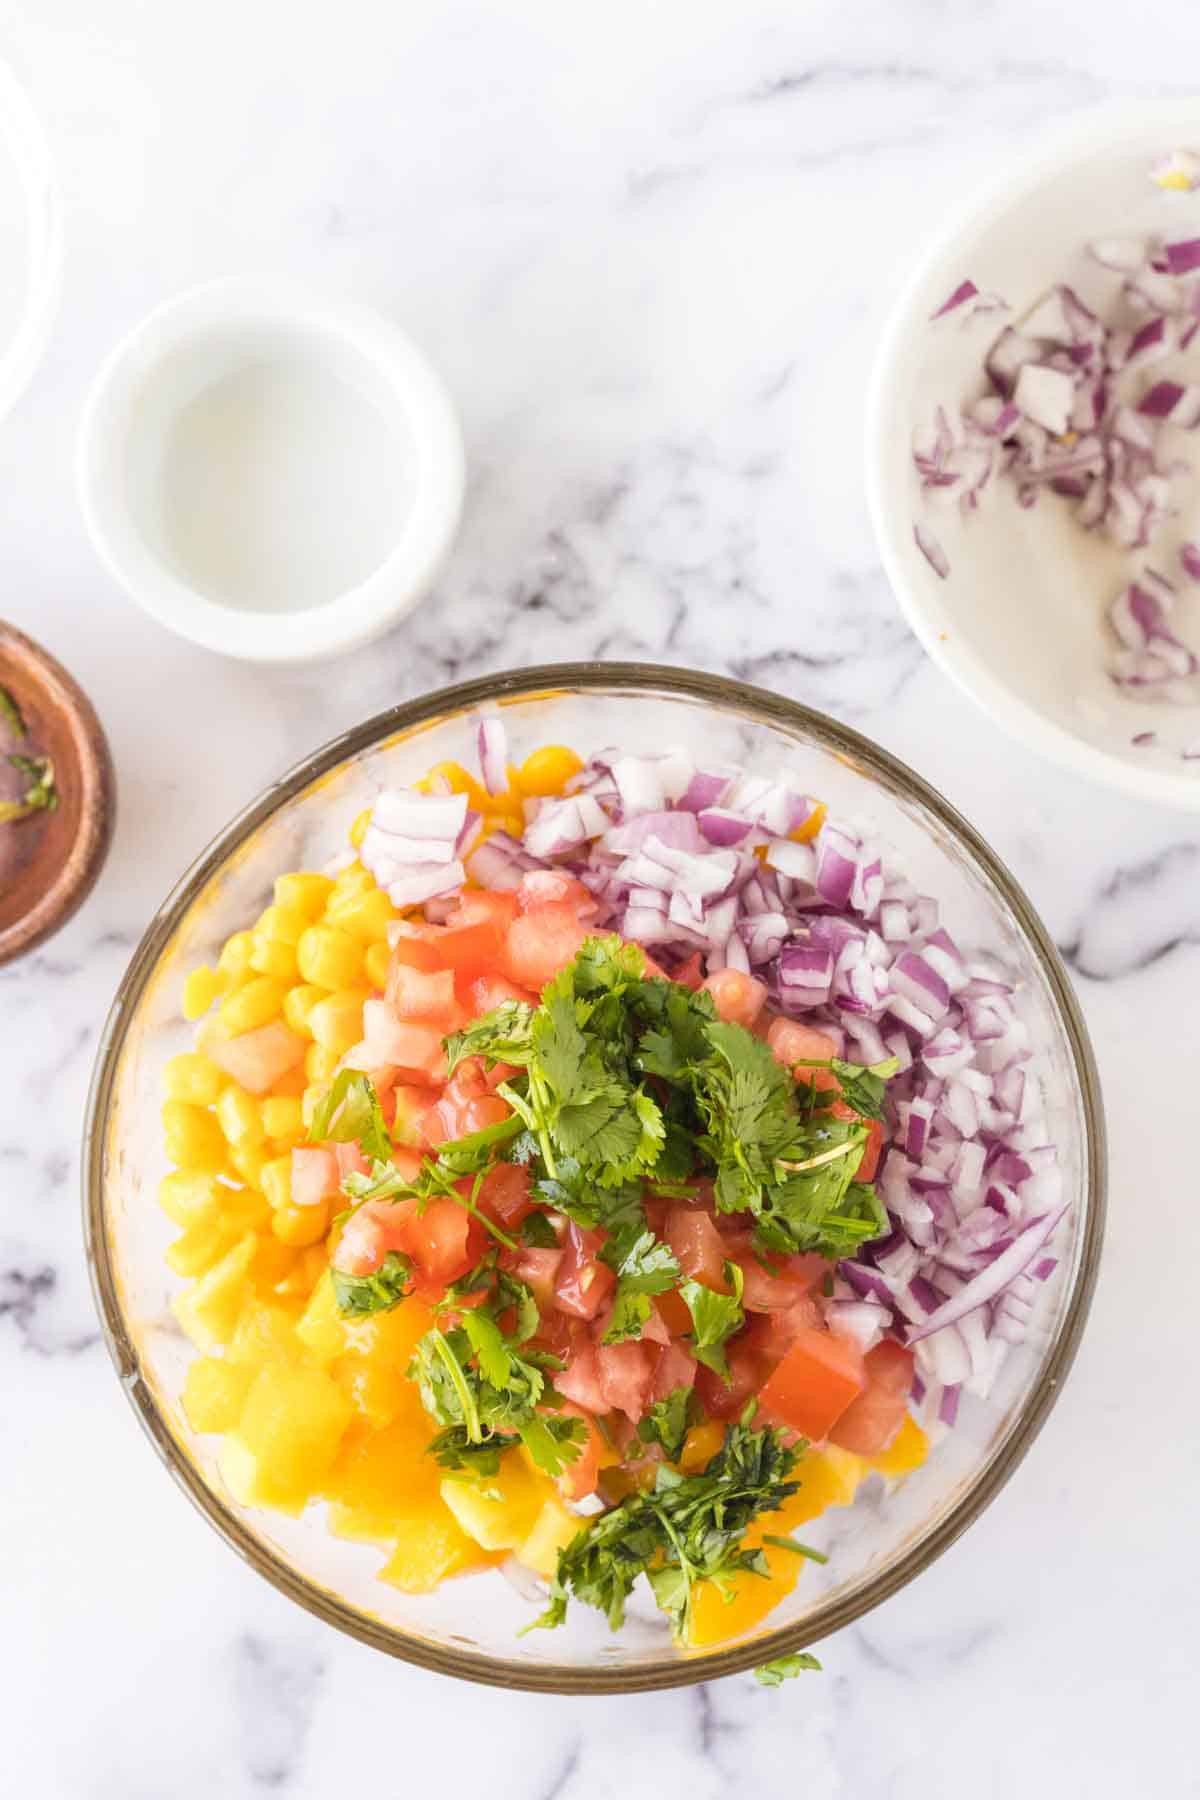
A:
868 102 1200 808
85 669 1102 1690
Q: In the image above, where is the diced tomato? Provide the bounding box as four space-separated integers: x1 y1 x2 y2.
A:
291 1146 338 1207
209 1021 306 1094
555 1338 607 1414
639 1304 671 1346
725 1245 813 1313
331 1197 417 1278
392 1083 440 1146
854 1117 885 1183
385 964 458 1024
651 1339 697 1401
828 1340 914 1455
475 1161 534 1231
663 1205 730 1290
516 869 598 917
436 920 508 984
386 931 443 973
533 1306 586 1364
653 1288 694 1337
359 1014 447 1085
554 1222 617 1320
408 1193 478 1291
557 1404 605 1501
514 1246 563 1312
758 1324 865 1441
448 889 518 932
766 1017 840 1090
742 1292 824 1368
505 902 592 990
331 1140 370 1181
695 1336 770 1420
703 968 768 1027
595 1339 653 1421
672 952 704 990
466 973 537 1019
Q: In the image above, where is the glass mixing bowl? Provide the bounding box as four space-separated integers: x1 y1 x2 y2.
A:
83 665 1105 1692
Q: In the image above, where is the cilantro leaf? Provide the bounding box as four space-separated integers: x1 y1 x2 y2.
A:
0 685 26 738
521 1210 558 1248
826 1057 899 1123
637 1387 692 1461
444 1001 535 1075
0 752 58 823
754 1653 822 1686
680 1261 745 1379
531 1419 801 1640
330 1250 413 1317
308 1069 392 1163
601 1226 681 1344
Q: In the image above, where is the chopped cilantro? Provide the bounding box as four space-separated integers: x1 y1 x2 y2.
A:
530 1417 801 1640
637 1387 693 1461
753 1652 822 1685
308 1069 392 1163
0 686 26 738
330 1250 413 1317
680 1261 745 1380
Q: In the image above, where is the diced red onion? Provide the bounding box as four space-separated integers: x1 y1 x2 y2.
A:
913 521 950 579
476 716 509 797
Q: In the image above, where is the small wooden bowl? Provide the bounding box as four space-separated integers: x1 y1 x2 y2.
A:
0 623 115 964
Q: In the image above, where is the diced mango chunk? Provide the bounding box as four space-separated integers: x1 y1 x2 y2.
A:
687 1537 804 1648
171 1233 257 1350
378 1510 500 1593
439 1456 548 1552
182 1355 254 1433
322 1413 440 1541
867 1413 929 1481
221 1361 352 1509
517 1498 581 1579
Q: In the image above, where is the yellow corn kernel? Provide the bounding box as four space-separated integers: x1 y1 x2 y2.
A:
254 904 307 945
218 975 288 1035
364 939 391 990
261 1095 305 1146
274 871 335 918
261 1154 293 1211
162 1100 227 1174
325 885 395 945
217 930 255 986
305 1042 341 1084
271 1199 331 1247
349 809 371 850
309 987 369 1054
215 1083 265 1148
296 924 364 991
426 760 490 808
518 744 584 798
165 1219 241 1278
250 1234 299 1293
282 983 325 1038
182 965 220 1021
158 1170 222 1228
248 935 299 982
301 1082 325 1130
162 1051 224 1106
274 1243 329 1299
227 1141 270 1192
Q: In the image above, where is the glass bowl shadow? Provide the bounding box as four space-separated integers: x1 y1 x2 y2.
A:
83 663 1105 1693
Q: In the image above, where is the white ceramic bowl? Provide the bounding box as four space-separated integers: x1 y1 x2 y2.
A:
78 279 465 664
867 100 1200 811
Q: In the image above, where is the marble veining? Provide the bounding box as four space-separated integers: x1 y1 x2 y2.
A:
3 1 1198 1793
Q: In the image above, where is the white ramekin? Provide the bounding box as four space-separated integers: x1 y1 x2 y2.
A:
78 278 466 663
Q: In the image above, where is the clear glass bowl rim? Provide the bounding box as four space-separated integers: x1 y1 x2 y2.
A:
82 661 1106 1694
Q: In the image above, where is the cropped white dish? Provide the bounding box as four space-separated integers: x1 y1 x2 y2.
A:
77 278 465 664
867 99 1200 812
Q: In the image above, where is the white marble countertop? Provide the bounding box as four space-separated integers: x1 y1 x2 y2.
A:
3 3 1198 1794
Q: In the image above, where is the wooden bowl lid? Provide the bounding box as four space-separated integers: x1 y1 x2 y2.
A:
0 623 115 964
